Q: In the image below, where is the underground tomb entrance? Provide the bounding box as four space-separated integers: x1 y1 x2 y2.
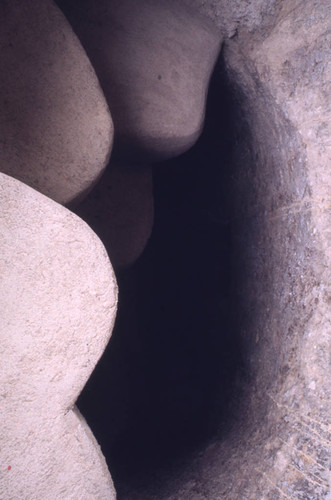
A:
74 58 246 494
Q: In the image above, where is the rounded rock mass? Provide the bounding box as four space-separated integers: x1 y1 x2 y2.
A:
55 0 222 162
75 163 154 269
0 0 113 205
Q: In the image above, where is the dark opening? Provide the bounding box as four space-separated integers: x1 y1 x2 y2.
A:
76 56 245 497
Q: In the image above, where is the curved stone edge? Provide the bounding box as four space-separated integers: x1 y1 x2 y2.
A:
243 4 331 496
55 0 222 162
75 162 154 269
0 172 117 499
172 2 330 499
0 0 114 205
127 1 330 499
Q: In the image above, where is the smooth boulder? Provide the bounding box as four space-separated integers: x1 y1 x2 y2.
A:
0 172 117 499
56 0 222 162
0 0 113 205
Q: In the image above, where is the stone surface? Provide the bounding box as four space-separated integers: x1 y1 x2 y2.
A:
109 1 330 499
75 163 154 269
55 0 222 162
0 173 117 499
0 0 113 205
182 0 281 38
1 1 329 499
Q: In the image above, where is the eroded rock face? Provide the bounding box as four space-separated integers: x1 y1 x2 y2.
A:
1 0 330 499
55 0 222 162
75 163 154 269
111 1 330 499
0 173 117 499
0 0 113 205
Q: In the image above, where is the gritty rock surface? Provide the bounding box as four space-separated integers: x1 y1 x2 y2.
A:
114 0 330 499
0 173 117 499
183 0 282 38
0 0 113 205
1 0 329 499
75 163 154 269
56 0 222 162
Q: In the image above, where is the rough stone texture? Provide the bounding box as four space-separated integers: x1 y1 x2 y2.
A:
0 173 117 499
0 0 113 205
55 0 222 162
75 163 154 269
114 0 330 499
1 0 330 499
183 0 282 38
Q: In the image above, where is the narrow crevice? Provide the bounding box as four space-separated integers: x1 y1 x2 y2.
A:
77 55 246 497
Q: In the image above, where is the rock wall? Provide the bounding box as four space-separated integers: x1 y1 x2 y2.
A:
1 0 330 498
0 173 117 499
119 0 330 498
0 0 113 205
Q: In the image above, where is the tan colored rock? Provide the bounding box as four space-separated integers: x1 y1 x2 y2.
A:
76 163 154 269
0 0 113 205
56 0 222 162
0 173 117 499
